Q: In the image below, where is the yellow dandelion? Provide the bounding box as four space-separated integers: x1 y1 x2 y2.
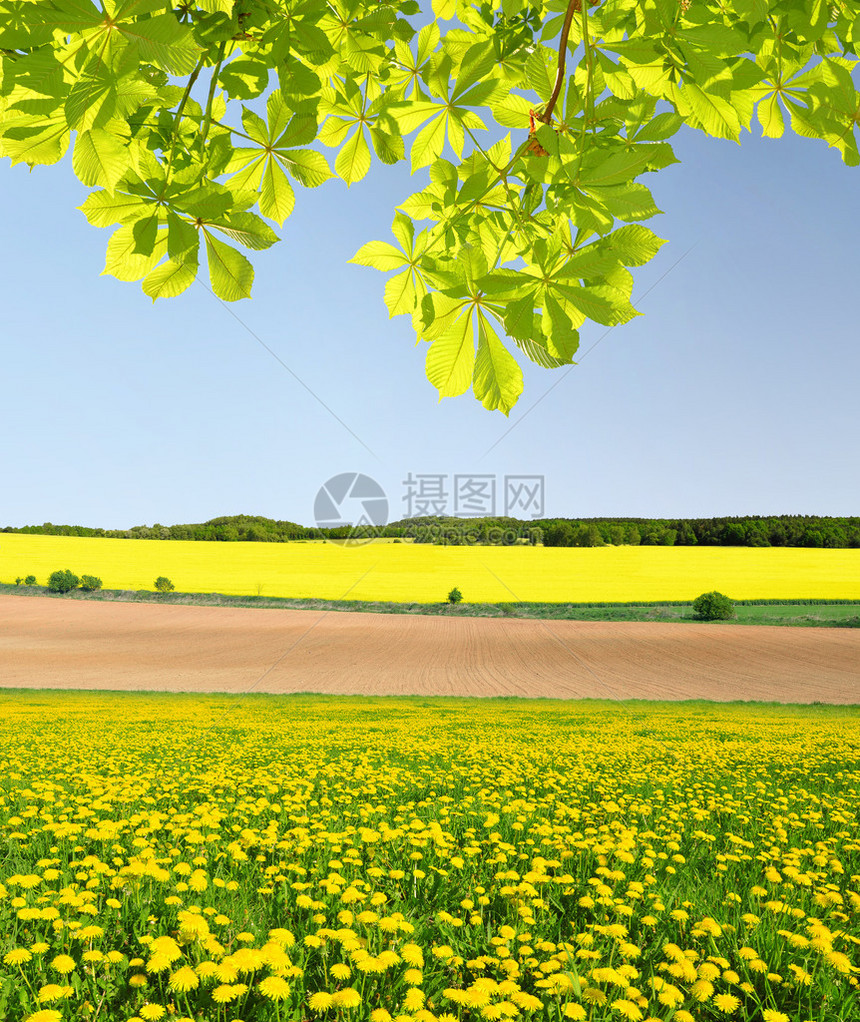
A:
826 952 854 975
51 954 76 974
211 985 240 1003
146 953 173 974
5 948 33 966
258 976 291 1001
331 988 361 1009
403 987 426 1011
169 966 199 993
309 992 335 1012
562 1006 587 1020
37 985 69 1003
402 944 424 967
139 1006 166 1021
611 1000 643 1020
148 937 182 962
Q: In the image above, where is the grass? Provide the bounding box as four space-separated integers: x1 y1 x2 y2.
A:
2 582 858 627
0 693 858 1021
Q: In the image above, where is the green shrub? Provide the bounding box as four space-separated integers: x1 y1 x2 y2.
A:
14 577 23 585
154 576 175 593
47 569 80 594
80 575 103 592
447 587 463 604
692 591 735 621
24 575 36 586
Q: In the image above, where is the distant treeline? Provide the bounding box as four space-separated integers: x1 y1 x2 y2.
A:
4 514 860 547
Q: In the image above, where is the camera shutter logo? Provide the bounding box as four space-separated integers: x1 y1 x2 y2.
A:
314 473 389 546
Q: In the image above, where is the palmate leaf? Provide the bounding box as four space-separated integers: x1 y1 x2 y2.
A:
226 94 332 212
425 305 475 399
0 111 71 166
79 188 153 227
204 231 254 302
472 315 523 415
351 213 428 317
259 160 295 225
206 211 278 251
335 126 372 185
72 129 130 190
116 14 201 75
103 222 166 281
142 257 197 299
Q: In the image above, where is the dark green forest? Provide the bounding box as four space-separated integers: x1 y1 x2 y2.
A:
4 515 859 548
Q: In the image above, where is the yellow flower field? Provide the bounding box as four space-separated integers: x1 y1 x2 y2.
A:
0 694 858 1022
1 534 859 602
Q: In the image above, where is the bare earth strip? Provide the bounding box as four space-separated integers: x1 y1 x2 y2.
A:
1 595 858 703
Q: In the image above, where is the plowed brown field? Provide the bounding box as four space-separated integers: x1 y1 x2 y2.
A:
1 595 858 703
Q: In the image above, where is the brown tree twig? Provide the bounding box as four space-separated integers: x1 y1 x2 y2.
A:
526 0 583 154
540 0 583 125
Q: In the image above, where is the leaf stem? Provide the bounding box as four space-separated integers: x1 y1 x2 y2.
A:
541 0 582 125
201 41 227 143
166 54 206 173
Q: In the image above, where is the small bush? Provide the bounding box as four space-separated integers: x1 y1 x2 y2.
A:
154 576 175 593
80 575 103 592
24 575 36 586
14 577 23 585
47 569 80 594
447 586 463 604
692 591 735 621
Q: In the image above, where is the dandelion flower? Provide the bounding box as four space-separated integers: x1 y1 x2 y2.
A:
713 994 741 1014
169 967 199 993
6 948 33 966
51 955 76 974
139 1006 166 1021
211 984 243 1003
309 992 335 1012
402 944 424 967
37 986 69 1004
258 976 291 1001
146 953 173 974
612 1000 643 1020
403 988 426 1011
331 988 361 1009
562 1007 586 1020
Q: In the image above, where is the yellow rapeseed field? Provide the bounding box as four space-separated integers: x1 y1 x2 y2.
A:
0 694 858 1022
2 534 859 602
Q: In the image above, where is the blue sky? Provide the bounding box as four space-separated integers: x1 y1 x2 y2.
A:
1 116 858 530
